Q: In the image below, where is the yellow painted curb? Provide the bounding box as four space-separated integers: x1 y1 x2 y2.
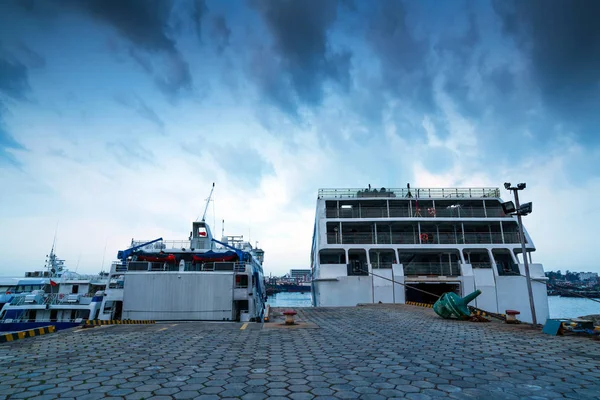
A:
84 320 156 326
0 325 55 343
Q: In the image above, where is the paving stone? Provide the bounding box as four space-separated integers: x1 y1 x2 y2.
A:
1 307 599 400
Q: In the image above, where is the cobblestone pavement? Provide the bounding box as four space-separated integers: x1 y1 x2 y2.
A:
1 304 599 399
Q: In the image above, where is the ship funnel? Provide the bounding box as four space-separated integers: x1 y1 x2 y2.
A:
433 290 482 320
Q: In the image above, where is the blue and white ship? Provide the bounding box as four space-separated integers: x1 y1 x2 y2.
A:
97 184 267 322
0 244 108 331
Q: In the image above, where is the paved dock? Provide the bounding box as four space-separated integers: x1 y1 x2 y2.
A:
1 305 599 399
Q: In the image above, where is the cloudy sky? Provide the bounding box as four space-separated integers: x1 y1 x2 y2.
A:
1 0 598 277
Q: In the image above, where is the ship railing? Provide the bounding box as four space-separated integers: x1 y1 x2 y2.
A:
326 207 507 219
319 187 500 199
327 232 525 245
403 262 461 276
130 240 193 251
371 262 394 269
234 263 247 273
9 296 26 306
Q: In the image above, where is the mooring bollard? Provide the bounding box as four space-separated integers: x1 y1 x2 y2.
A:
505 309 521 324
283 309 297 325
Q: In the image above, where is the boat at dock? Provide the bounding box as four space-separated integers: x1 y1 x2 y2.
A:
310 185 549 324
97 184 267 322
0 245 108 331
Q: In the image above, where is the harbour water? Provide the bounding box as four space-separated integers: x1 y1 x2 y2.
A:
267 292 600 319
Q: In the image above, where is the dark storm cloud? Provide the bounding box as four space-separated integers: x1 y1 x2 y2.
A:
0 57 30 166
365 0 433 110
20 0 194 100
66 0 178 53
67 0 194 99
192 0 208 40
0 57 30 101
211 15 231 54
249 0 351 115
494 0 600 142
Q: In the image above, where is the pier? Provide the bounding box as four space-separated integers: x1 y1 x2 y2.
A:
1 305 599 399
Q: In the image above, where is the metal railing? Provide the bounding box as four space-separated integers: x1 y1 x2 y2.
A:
325 207 507 219
319 187 500 199
327 232 524 245
471 262 492 268
403 262 461 276
130 240 194 251
371 262 394 269
9 292 95 306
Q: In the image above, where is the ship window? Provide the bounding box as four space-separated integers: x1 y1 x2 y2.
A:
235 275 249 288
369 249 396 269
103 301 114 314
492 249 519 276
71 285 79 294
319 249 346 264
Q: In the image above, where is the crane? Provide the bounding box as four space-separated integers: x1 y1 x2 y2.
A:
199 182 215 222
117 238 163 264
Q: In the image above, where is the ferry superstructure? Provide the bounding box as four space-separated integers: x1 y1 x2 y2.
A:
98 185 267 322
310 186 549 324
99 219 266 322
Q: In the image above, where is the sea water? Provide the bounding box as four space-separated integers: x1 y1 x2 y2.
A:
267 292 600 319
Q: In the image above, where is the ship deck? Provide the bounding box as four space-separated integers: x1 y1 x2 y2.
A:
1 305 599 399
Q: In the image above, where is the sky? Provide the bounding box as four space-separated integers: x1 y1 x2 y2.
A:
0 0 599 277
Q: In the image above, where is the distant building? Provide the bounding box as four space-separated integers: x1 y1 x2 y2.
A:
290 269 311 281
578 272 598 281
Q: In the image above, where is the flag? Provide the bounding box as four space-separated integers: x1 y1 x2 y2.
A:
49 280 58 287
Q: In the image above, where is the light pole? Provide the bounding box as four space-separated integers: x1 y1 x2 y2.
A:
502 182 537 325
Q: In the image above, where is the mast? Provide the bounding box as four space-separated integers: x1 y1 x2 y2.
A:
200 182 215 222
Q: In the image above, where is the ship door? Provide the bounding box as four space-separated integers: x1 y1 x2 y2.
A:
113 301 123 320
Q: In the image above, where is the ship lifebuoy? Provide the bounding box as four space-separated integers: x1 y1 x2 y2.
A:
428 208 436 216
58 293 64 299
420 233 429 242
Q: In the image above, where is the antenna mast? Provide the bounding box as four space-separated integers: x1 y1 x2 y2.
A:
200 182 215 222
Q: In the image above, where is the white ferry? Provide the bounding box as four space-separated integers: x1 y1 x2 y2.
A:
0 246 108 331
98 185 267 322
310 185 549 324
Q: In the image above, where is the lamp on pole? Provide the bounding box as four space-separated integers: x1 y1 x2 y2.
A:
502 182 537 325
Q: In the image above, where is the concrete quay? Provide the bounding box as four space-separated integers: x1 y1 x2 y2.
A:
1 304 599 400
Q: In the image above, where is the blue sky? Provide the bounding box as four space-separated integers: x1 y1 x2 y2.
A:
0 0 599 276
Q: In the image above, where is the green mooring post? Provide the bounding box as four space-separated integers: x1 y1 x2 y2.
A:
433 290 482 320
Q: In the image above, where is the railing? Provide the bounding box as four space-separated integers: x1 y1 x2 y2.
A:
319 187 500 199
404 262 461 276
9 292 96 306
327 232 524 245
471 262 492 268
496 262 521 276
325 206 507 219
130 240 192 251
371 262 394 269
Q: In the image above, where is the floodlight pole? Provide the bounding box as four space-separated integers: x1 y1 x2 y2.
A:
510 187 537 326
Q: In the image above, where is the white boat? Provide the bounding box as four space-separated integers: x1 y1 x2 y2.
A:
98 185 267 322
0 245 108 330
310 185 549 324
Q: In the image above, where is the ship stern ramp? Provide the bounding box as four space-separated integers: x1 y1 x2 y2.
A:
122 272 234 321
